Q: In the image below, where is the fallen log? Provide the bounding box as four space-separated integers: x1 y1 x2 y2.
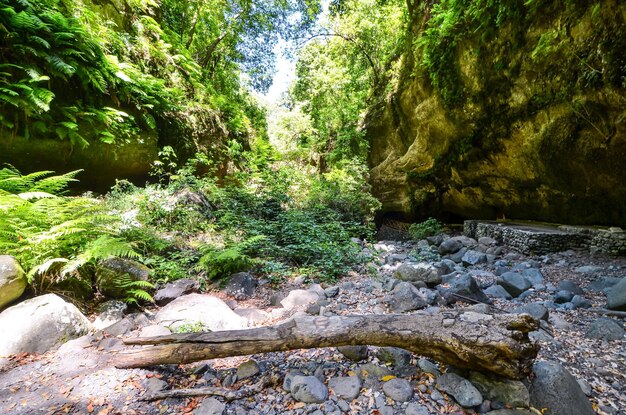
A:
115 311 539 379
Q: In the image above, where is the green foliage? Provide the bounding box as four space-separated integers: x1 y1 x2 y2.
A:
113 275 154 305
408 218 443 240
174 321 206 333
194 238 259 281
285 0 407 168
0 167 151 303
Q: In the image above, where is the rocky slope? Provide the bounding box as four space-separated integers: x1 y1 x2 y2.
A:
366 0 626 226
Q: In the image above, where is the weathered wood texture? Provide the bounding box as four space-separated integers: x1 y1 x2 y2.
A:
115 312 539 379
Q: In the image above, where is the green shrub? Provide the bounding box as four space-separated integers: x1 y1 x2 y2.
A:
409 218 443 240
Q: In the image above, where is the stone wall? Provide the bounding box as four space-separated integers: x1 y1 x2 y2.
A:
464 221 625 256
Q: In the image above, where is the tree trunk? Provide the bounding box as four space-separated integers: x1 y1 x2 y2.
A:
115 312 539 379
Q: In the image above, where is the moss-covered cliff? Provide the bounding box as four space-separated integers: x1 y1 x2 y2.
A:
0 0 263 190
366 0 626 226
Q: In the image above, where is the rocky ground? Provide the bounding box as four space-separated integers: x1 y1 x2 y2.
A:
0 232 625 415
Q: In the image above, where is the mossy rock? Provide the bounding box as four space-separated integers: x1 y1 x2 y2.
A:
0 255 27 310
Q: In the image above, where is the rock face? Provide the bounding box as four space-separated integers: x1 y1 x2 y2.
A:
155 294 247 331
0 294 92 356
0 255 27 310
530 361 594 415
365 1 626 226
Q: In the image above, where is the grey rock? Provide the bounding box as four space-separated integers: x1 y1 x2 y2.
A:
155 294 247 331
97 337 124 351
153 278 200 306
485 411 535 415
462 250 488 266
606 276 626 311
224 272 257 299
447 247 468 263
328 376 361 400
437 373 483 407
394 262 442 287
405 403 430 415
575 265 603 274
337 399 350 412
469 303 493 314
358 363 393 380
387 281 428 312
143 377 167 395
418 358 440 376
439 274 490 304
497 272 531 298
556 280 583 295
324 286 340 298
0 255 27 310
530 361 594 415
514 303 549 321
485 285 513 300
376 347 412 368
237 359 260 379
529 330 555 343
193 397 225 415
577 379 592 396
439 239 464 255
478 237 497 246
570 295 592 309
382 378 414 402
283 370 304 391
280 289 320 309
521 269 544 288
337 345 368 362
455 235 478 246
585 317 624 341
290 375 328 403
234 307 269 325
427 234 444 246
587 277 621 292
386 253 408 264
554 290 574 304
96 257 150 299
93 300 127 330
0 294 92 356
469 372 530 407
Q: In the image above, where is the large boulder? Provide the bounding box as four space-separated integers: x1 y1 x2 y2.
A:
0 294 92 356
155 294 247 331
0 255 27 310
606 276 626 311
96 257 151 299
530 361 594 415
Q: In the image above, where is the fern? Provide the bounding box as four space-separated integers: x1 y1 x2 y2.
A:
113 274 154 305
0 167 128 295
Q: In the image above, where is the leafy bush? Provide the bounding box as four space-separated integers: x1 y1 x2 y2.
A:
409 218 443 240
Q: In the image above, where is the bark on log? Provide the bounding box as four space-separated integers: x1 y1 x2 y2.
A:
115 312 539 379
